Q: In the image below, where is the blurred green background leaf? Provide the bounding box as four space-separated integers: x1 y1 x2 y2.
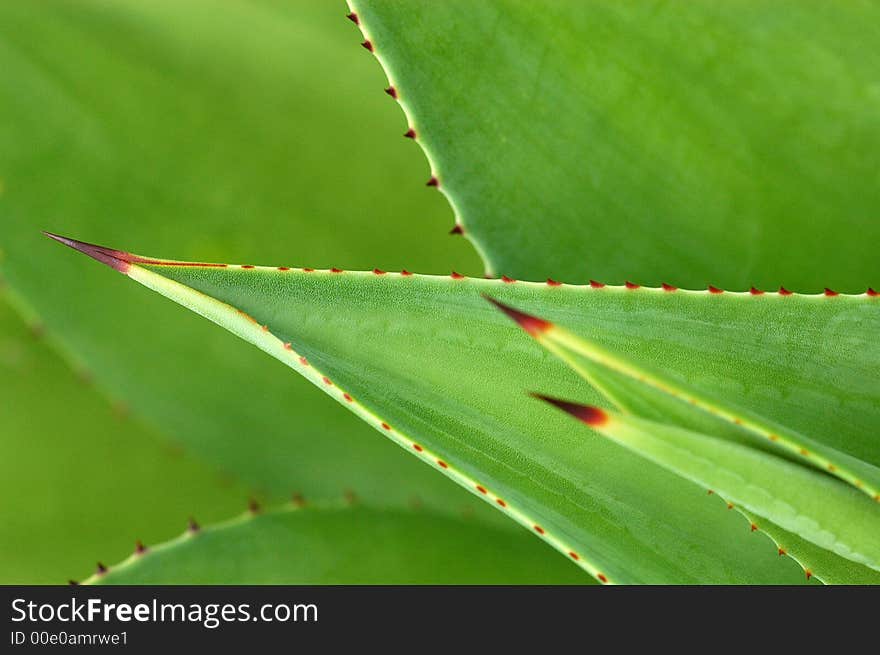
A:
0 0 487 521
0 295 248 583
91 505 588 585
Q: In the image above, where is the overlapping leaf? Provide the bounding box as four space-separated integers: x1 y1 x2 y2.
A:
349 0 880 291
536 396 880 577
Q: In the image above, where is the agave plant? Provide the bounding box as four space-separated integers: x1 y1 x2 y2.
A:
2 1 878 584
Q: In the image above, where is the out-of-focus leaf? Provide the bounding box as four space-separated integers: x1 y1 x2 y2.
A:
0 0 484 513
0 295 247 584
90 505 590 585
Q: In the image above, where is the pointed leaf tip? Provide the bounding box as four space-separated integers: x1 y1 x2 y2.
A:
530 393 609 427
482 295 552 336
44 232 131 273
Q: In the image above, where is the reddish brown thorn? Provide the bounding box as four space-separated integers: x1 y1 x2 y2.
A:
661 283 677 292
726 502 734 510
261 324 269 332
343 393 353 402
345 489 358 505
401 269 413 276
778 286 793 296
241 265 255 269
330 267 343 273
750 523 758 532
589 279 605 289
248 498 261 514
346 12 359 24
292 493 306 508
437 459 449 468
188 517 200 533
426 176 439 187
778 547 787 556
372 268 386 275
277 266 290 271
44 232 133 274
449 224 464 235
496 498 507 508
283 342 292 350
303 267 315 272
533 525 545 535
597 574 609 584
96 562 107 575
625 281 640 289
824 287 838 297
750 286 764 295
475 485 487 495
531 393 609 427
299 356 308 366
450 271 465 279
381 422 391 430
546 278 562 286
501 275 516 283
384 86 398 99
412 443 423 452
483 296 552 336
707 489 714 495
69 580 79 586
568 551 579 561
322 376 333 386
708 285 723 294
805 569 813 580
404 128 416 139
134 540 147 555
867 287 878 297
361 40 373 52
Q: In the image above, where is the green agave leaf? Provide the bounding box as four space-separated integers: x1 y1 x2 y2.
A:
534 395 880 573
348 0 880 291
0 294 248 584
51 236 880 583
731 506 880 585
0 0 484 513
88 504 589 585
486 297 880 501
